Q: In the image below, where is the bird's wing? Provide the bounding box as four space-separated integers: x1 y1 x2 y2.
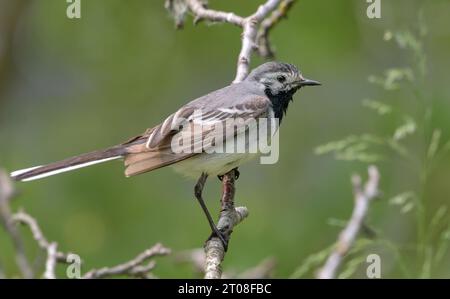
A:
187 96 272 154
123 95 271 177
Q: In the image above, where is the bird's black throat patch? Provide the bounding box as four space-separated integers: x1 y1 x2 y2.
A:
265 88 296 122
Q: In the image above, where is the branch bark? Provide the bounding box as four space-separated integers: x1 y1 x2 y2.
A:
167 0 295 83
83 243 171 279
0 170 33 278
317 165 380 279
233 0 282 83
256 0 296 58
204 169 249 279
12 210 73 270
185 0 244 27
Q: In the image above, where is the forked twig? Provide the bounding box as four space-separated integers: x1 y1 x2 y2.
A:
317 166 380 279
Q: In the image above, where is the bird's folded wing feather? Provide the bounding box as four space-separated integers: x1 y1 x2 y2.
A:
123 95 270 177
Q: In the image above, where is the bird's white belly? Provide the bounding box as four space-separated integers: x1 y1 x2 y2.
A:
172 110 278 178
172 152 259 178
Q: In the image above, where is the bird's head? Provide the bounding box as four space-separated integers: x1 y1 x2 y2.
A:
246 61 320 97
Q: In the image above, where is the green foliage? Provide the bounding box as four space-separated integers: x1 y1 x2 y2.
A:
312 13 450 279
368 68 414 91
314 134 384 163
290 245 334 278
389 191 416 214
362 99 392 116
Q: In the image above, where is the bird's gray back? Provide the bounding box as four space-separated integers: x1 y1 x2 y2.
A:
184 81 266 110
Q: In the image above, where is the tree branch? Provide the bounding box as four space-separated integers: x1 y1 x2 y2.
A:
83 243 171 279
185 0 244 27
165 0 297 279
43 242 57 279
203 169 249 279
12 210 70 264
256 0 296 58
317 165 380 279
0 170 33 278
234 0 282 83
1 167 171 279
166 0 294 83
177 248 275 278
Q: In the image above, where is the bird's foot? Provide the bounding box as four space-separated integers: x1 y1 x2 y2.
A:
217 168 240 181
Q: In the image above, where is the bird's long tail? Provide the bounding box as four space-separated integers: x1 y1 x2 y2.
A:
11 145 128 182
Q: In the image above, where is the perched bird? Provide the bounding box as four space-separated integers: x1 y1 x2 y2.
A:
11 61 320 248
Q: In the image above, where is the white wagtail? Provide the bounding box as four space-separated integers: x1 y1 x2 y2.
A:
11 61 320 248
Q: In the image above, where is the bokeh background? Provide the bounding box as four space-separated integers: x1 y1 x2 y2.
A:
1 0 449 278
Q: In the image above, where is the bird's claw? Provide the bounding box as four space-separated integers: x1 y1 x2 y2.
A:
233 169 240 180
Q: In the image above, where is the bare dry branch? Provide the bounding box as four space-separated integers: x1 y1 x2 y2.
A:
317 165 380 279
43 242 57 279
83 243 171 279
12 210 71 264
185 0 244 27
13 212 171 279
12 210 75 279
166 0 294 83
2 167 171 279
0 170 33 278
204 170 249 279
256 0 296 58
176 248 275 278
164 0 298 278
234 0 282 83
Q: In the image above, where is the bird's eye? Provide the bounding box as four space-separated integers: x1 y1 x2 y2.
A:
277 75 286 83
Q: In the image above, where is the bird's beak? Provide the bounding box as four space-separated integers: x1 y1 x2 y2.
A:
297 77 321 87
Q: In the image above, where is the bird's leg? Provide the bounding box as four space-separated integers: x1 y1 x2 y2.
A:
208 168 240 250
194 173 228 250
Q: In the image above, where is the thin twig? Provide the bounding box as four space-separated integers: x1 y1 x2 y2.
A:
256 0 296 58
83 243 171 279
43 242 57 279
12 210 70 263
317 166 380 279
12 210 75 279
185 0 244 27
13 210 170 279
0 170 33 278
204 169 249 279
234 0 282 83
168 0 289 83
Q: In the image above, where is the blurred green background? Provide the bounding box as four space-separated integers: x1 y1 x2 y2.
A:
1 0 449 278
